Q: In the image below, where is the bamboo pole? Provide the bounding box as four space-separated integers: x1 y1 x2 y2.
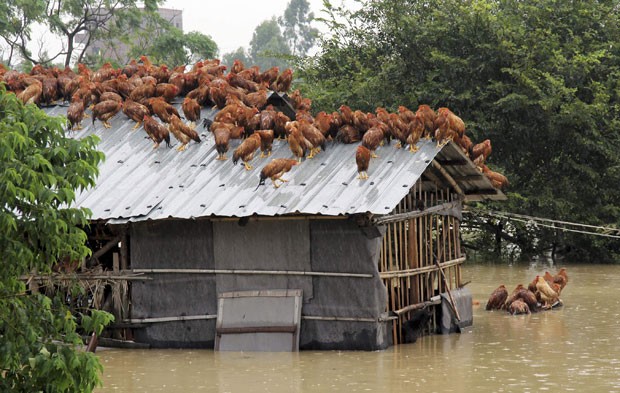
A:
132 269 374 278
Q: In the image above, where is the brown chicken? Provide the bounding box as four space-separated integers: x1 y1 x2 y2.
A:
233 133 261 170
485 284 508 310
243 88 269 109
508 299 530 315
227 72 260 92
231 59 245 74
92 99 122 128
273 111 290 140
99 91 123 103
256 158 299 189
362 127 385 158
122 99 150 129
406 114 425 152
471 139 492 163
182 97 201 126
356 145 371 180
148 97 180 123
143 115 170 149
17 78 42 105
298 119 326 159
554 268 569 291
259 66 279 86
67 99 85 131
272 68 293 92
388 113 409 148
434 107 465 147
481 164 509 190
128 78 156 104
336 124 361 144
213 127 231 160
287 123 306 162
415 104 437 139
255 129 275 158
155 83 180 102
398 105 416 124
314 111 339 139
169 115 201 151
504 284 526 310
40 76 58 106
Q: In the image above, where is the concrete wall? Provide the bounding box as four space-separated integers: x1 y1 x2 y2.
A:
129 217 390 350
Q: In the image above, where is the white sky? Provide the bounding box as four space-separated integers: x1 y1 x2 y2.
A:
161 0 332 55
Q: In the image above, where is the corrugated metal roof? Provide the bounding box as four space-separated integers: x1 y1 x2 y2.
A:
44 99 504 222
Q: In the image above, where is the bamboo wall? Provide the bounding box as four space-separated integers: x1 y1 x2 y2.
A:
378 180 463 344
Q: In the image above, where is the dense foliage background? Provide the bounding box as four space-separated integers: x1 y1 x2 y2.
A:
295 0 620 262
0 86 113 391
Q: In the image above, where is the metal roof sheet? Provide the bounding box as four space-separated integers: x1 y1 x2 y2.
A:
44 99 504 222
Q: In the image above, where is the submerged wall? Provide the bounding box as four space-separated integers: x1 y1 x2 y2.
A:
129 217 390 350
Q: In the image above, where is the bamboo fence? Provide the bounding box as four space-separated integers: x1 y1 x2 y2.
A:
378 180 463 344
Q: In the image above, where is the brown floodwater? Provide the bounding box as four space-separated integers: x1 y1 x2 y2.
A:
96 262 620 392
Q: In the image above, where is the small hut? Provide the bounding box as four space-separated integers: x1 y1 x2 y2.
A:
43 97 505 350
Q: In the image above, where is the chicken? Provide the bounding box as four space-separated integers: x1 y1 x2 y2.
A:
339 105 355 126
485 284 508 310
434 107 465 147
243 88 268 109
536 276 560 308
143 115 170 149
406 114 425 152
92 99 122 128
470 139 492 165
256 158 299 189
356 145 371 180
128 78 156 104
298 119 326 159
481 164 509 190
99 91 123 103
554 268 568 291
508 299 530 315
388 113 409 148
272 68 293 92
67 99 85 131
213 127 231 160
17 78 42 105
398 105 416 124
147 97 180 123
314 111 339 139
182 97 201 126
233 133 261 170
528 275 539 294
231 59 245 74
40 76 59 106
155 83 180 102
255 129 275 158
287 123 306 162
122 99 150 129
227 72 260 92
169 115 201 151
362 126 385 158
504 284 526 310
415 104 437 139
273 111 290 140
259 106 277 130
336 124 361 144
258 66 279 86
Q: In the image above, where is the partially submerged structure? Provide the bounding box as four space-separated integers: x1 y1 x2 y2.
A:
43 98 505 350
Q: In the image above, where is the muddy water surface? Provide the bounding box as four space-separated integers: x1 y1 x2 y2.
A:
96 263 620 392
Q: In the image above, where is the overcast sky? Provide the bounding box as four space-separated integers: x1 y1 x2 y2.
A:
161 0 332 55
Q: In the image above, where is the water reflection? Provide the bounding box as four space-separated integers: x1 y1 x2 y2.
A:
97 264 620 392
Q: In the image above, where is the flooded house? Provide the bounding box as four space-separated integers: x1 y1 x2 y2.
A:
40 93 506 350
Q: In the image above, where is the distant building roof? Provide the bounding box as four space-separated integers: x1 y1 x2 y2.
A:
44 97 504 223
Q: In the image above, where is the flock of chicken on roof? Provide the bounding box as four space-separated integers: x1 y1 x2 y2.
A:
0 57 509 190
485 268 569 315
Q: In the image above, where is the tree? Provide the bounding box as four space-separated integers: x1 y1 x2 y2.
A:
279 0 319 56
0 0 46 67
0 85 113 391
222 46 251 69
299 0 620 262
249 17 291 70
5 0 161 67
